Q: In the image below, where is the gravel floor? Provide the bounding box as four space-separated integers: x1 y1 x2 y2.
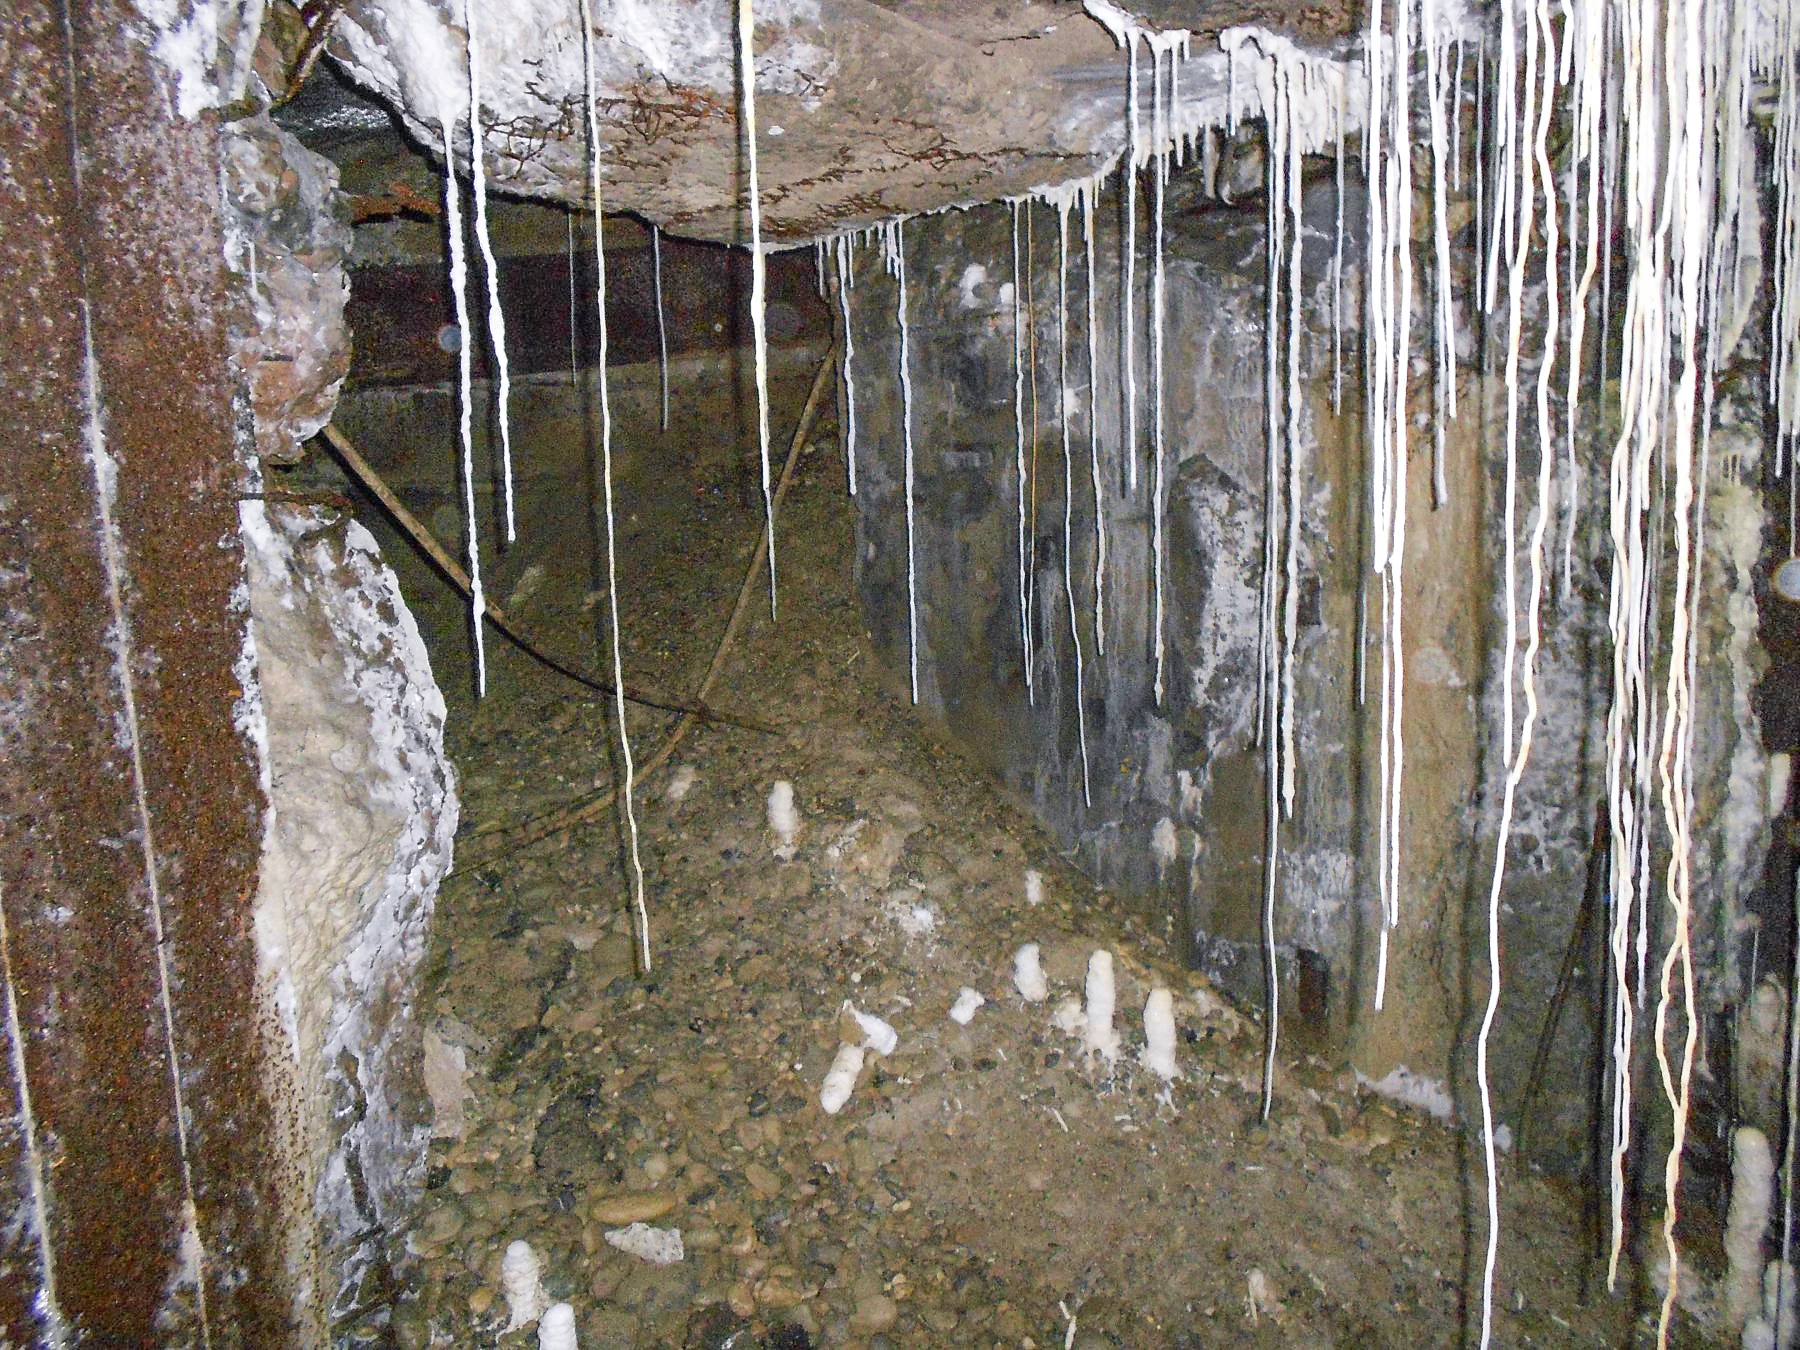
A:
366 365 1721 1349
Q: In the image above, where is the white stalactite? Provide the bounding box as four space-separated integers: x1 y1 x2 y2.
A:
1083 184 1108 662
1124 41 1140 496
440 114 488 698
886 220 921 705
1775 0 1800 474
738 0 777 615
1013 943 1049 1002
1150 44 1169 706
1475 3 1558 1341
1055 201 1093 806
653 223 670 433
1280 63 1303 823
579 0 650 972
464 0 517 544
836 234 858 496
1011 204 1034 698
819 1042 865 1115
1424 0 1456 512
1332 69 1346 417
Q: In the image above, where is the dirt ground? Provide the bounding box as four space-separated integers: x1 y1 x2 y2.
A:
343 353 1730 1349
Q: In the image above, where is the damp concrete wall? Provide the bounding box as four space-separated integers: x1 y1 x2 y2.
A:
840 179 1768 1169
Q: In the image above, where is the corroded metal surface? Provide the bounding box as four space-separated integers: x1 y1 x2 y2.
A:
0 0 288 1341
346 235 830 385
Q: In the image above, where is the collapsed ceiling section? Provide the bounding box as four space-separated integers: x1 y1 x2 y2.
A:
322 0 1358 241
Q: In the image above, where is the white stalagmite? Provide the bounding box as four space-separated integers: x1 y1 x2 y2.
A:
538 1303 578 1350
738 0 777 615
844 1001 898 1055
767 779 799 858
886 219 921 704
440 113 489 698
1083 949 1119 1063
501 1239 550 1331
652 223 669 433
835 234 858 495
463 0 517 543
1140 988 1180 1081
819 1042 865 1115
1055 200 1094 806
0 877 61 1342
578 0 651 972
1727 1128 1777 1333
1766 1258 1800 1350
1013 943 1049 1002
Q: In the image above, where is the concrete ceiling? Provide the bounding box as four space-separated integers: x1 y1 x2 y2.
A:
312 0 1358 245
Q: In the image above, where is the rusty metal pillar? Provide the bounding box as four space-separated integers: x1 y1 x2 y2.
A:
0 1 290 1343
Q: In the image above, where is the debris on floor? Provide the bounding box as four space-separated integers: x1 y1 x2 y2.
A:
370 399 1707 1349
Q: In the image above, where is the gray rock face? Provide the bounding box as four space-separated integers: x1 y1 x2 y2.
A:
845 181 1348 1002
841 175 1766 1166
240 501 459 1328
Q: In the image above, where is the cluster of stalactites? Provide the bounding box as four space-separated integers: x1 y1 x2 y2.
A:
813 3 1800 1347
424 0 1800 1339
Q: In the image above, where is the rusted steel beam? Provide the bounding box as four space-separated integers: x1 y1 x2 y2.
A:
0 0 289 1342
